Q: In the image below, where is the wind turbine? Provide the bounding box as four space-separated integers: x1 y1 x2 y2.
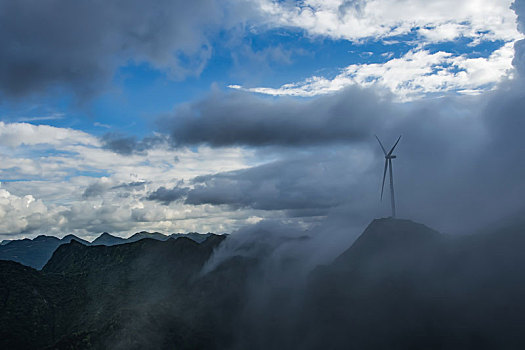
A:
375 135 401 218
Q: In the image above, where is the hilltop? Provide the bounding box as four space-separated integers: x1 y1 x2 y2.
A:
300 217 525 349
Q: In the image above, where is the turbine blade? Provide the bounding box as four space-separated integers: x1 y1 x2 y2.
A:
387 135 402 156
381 159 388 200
375 135 387 155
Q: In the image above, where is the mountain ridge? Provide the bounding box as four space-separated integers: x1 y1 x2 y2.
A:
0 231 218 269
0 234 89 269
0 233 235 349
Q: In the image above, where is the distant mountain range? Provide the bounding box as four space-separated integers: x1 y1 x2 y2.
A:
0 234 237 349
0 234 90 269
0 231 214 269
2 218 525 349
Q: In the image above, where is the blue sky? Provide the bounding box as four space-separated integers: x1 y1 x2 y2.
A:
1 1 519 136
0 0 524 240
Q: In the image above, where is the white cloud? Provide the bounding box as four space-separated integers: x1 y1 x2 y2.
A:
255 0 521 44
237 0 522 100
231 42 515 100
0 122 267 239
0 122 99 148
0 187 63 235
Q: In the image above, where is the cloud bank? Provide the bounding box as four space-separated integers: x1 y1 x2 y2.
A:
0 0 240 98
256 0 519 43
160 86 390 147
232 43 516 100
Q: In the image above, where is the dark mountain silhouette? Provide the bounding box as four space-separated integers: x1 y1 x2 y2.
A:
0 234 89 269
0 234 251 349
91 232 126 246
170 232 214 243
296 218 525 350
91 231 213 246
2 218 525 349
332 217 441 268
0 231 217 269
126 231 168 243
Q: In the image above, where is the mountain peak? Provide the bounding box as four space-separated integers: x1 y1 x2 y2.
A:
128 231 168 242
68 238 86 246
366 217 440 237
62 234 89 245
169 232 214 243
92 232 125 246
62 234 77 240
95 232 116 240
33 235 58 242
333 217 441 269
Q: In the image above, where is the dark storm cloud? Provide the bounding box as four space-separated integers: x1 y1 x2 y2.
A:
101 133 167 155
513 0 525 33
185 154 369 214
0 0 231 98
512 0 525 76
147 151 376 218
513 40 525 75
149 85 517 237
151 80 525 234
160 86 391 147
82 182 110 199
111 181 149 191
147 186 189 205
83 180 149 198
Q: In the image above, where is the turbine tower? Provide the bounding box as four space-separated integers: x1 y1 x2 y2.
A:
375 135 401 218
